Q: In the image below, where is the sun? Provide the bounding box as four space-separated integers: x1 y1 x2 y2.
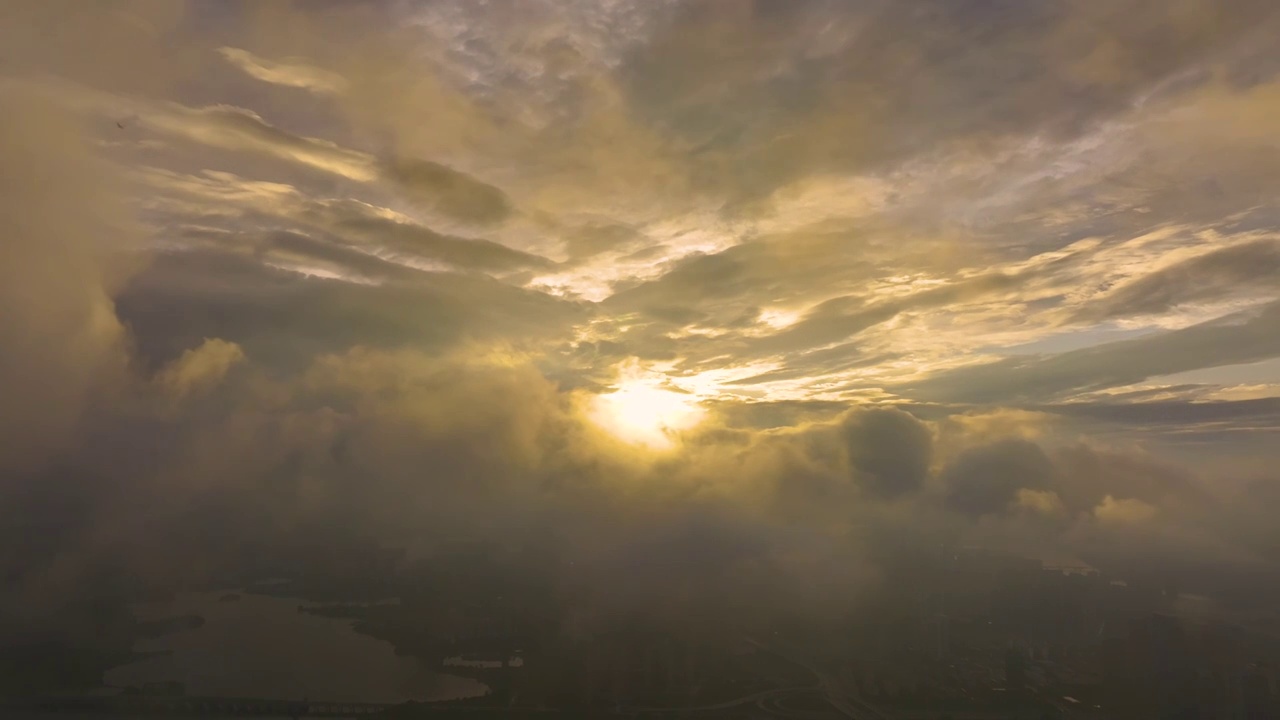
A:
588 377 705 449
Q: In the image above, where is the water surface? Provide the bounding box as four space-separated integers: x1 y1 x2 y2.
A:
105 591 488 704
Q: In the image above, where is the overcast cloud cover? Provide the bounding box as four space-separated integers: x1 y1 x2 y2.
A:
4 0 1280 628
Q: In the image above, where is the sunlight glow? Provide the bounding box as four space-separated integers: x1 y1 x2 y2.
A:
758 308 802 329
588 375 705 449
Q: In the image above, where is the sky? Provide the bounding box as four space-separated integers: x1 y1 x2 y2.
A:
4 0 1280 627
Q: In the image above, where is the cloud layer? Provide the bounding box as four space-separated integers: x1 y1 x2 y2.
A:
3 0 1280 629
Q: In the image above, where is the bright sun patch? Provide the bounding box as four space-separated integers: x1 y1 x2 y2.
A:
588 375 705 449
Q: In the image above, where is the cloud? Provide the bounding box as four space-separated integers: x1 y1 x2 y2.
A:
135 168 548 276
154 338 246 403
1094 495 1159 525
0 88 138 474
904 300 1280 403
307 197 536 272
941 439 1058 517
142 103 377 181
115 250 585 372
1071 239 1280 322
837 408 933 498
0 0 194 95
1015 489 1066 516
594 234 1023 384
621 0 1279 203
1044 396 1280 433
603 224 885 321
560 223 646 261
40 85 519 228
5 0 1280 639
217 47 348 95
380 158 514 226
3 330 1272 632
745 273 1022 359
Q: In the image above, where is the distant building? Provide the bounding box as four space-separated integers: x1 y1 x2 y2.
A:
935 614 949 660
1227 664 1275 720
140 681 185 697
1004 646 1027 695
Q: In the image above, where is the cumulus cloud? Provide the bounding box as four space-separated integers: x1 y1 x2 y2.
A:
1094 495 1159 525
154 338 246 403
837 408 933 498
1015 489 1067 517
941 439 1058 518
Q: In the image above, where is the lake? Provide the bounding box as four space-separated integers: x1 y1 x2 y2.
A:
104 591 489 704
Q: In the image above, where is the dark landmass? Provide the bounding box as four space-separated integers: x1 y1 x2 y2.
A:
346 618 514 698
7 535 1279 718
119 679 186 696
218 593 241 602
239 574 400 604
0 642 123 697
0 643 167 697
133 614 204 639
297 602 397 619
380 704 754 719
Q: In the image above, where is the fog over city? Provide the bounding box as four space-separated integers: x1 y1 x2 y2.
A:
3 2 1280 718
